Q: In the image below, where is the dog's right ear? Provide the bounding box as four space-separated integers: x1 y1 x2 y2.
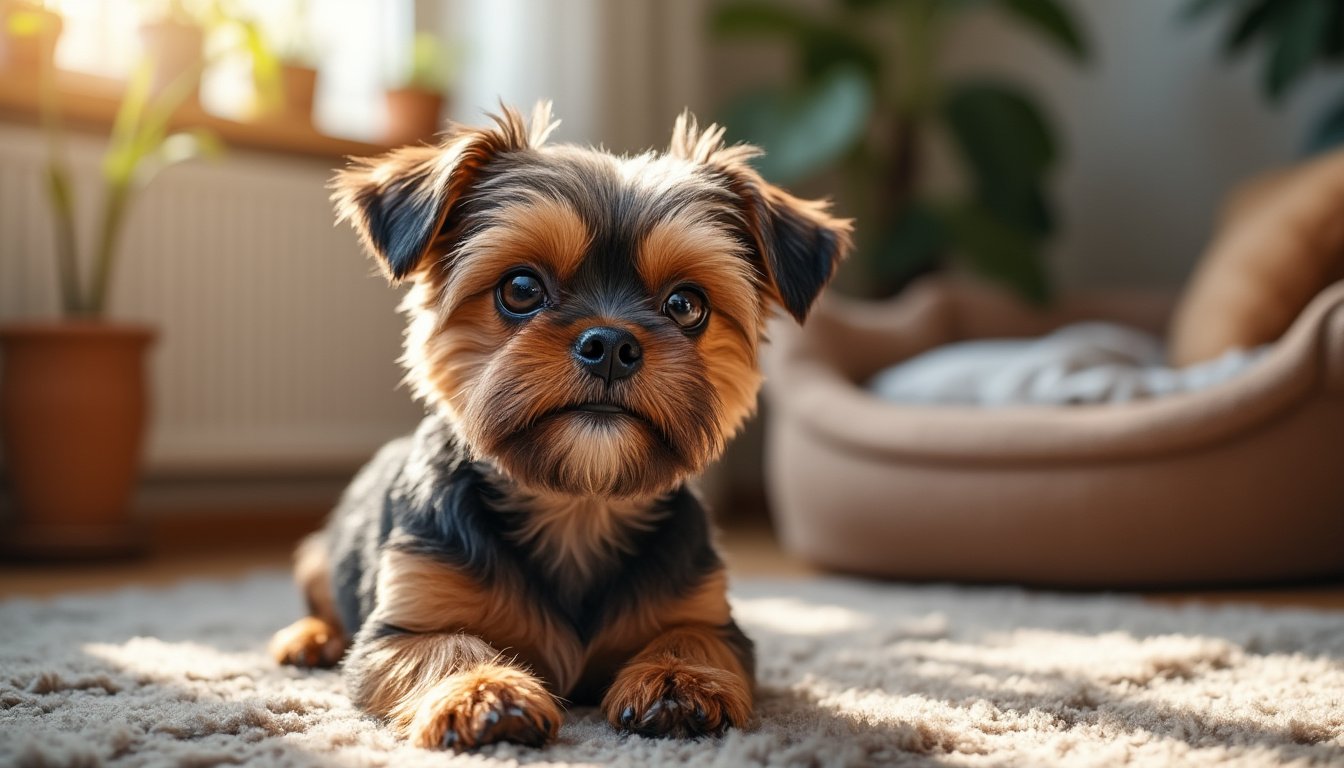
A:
331 102 559 282
668 112 852 323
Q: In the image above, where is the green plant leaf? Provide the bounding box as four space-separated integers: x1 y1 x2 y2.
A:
160 129 225 164
1265 0 1330 101
6 7 57 38
844 0 988 11
868 201 949 287
841 0 889 10
995 0 1089 62
1223 0 1284 57
129 128 222 189
945 202 1052 304
942 81 1060 239
103 60 155 185
1325 1 1344 61
942 80 1057 183
712 1 881 80
800 30 882 80
1306 90 1344 153
977 177 1055 237
712 1 818 38
720 66 873 185
407 32 447 92
240 18 283 112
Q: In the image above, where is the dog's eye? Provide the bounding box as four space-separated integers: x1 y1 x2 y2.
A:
663 287 708 331
497 271 547 317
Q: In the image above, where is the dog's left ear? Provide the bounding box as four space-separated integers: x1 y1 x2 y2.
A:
332 102 559 283
669 112 853 323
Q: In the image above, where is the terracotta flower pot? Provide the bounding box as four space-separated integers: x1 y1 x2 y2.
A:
138 18 203 105
384 87 444 146
0 322 155 559
281 63 318 125
0 2 63 74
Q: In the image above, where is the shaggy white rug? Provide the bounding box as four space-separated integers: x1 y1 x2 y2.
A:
1 573 1342 767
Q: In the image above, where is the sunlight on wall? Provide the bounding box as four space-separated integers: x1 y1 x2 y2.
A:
49 0 139 76
442 0 601 143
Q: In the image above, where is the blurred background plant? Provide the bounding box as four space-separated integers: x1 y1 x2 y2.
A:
37 10 224 317
383 31 451 145
140 0 283 116
401 31 451 93
713 0 1090 303
1183 0 1344 154
271 0 316 67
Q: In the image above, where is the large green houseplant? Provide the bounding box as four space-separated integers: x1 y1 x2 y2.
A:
713 0 1089 302
0 26 220 557
1184 0 1344 153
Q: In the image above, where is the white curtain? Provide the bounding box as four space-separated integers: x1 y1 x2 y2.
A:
430 0 710 153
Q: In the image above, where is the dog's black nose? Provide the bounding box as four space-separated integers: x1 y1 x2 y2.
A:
574 326 642 385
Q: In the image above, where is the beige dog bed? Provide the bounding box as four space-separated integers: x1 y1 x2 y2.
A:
762 278 1344 588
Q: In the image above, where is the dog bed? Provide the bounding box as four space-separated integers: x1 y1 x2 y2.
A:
762 277 1344 588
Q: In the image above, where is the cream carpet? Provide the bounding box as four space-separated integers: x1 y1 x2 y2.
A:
2 573 1342 767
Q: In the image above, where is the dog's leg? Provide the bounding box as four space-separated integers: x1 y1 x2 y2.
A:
601 621 754 738
270 532 347 667
343 626 562 750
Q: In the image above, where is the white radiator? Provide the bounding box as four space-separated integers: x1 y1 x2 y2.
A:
0 123 423 477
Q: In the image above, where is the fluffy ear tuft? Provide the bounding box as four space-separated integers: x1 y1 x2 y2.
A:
670 111 852 323
331 101 559 282
751 186 853 322
331 144 446 281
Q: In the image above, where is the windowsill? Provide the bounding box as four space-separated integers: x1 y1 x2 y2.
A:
0 67 394 160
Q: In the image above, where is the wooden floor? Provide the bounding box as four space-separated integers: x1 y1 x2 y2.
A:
2 513 1342 611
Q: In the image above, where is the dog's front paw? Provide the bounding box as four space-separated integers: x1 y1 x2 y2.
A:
269 617 345 668
406 663 562 751
602 659 751 738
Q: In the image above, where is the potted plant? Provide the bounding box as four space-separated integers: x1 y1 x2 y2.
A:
713 0 1090 302
139 0 206 104
0 52 221 558
1183 0 1344 153
268 1 320 126
276 55 317 125
384 32 448 146
0 0 62 74
139 0 285 119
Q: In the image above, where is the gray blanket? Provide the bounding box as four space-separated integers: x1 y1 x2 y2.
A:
868 322 1270 406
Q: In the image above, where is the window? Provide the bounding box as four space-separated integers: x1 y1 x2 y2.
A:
48 0 413 141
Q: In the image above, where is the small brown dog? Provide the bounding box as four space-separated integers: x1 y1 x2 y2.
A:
269 103 850 750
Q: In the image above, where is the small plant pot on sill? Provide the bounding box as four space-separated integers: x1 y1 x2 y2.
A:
138 18 203 104
0 322 155 560
280 62 318 126
384 87 444 146
0 1 62 74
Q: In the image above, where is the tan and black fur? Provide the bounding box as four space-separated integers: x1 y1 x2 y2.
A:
269 103 850 750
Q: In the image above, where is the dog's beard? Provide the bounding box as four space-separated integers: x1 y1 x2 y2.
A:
485 409 691 497
459 378 723 498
